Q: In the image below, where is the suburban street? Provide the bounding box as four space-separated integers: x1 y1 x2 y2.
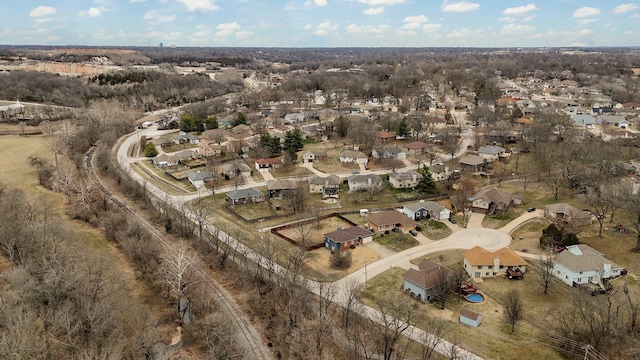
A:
114 120 549 360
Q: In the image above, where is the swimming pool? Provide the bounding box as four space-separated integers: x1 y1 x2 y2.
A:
465 293 485 303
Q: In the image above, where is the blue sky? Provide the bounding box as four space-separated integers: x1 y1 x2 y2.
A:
1 1 639 47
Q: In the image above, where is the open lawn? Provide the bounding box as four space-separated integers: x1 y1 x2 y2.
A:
359 261 566 360
269 165 312 179
481 208 525 229
304 245 379 281
374 232 419 252
276 216 355 246
227 201 274 221
0 135 52 193
131 161 191 195
312 159 359 174
509 219 551 253
418 219 452 240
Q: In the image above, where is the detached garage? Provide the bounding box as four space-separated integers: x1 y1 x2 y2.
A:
460 309 481 328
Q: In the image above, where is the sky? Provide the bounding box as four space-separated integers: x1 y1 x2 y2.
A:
1 1 639 47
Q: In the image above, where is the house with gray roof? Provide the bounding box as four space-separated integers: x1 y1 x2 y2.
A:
347 173 383 191
153 153 179 168
308 174 340 199
389 171 422 189
553 244 626 287
544 203 592 227
459 155 488 173
403 259 453 303
402 201 451 221
324 226 374 252
226 188 265 205
477 145 507 161
571 114 598 127
266 179 299 198
187 171 215 188
340 150 368 164
173 133 200 145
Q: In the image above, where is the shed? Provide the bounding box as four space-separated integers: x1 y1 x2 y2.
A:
460 309 481 328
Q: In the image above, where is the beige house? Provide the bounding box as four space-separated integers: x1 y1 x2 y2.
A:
463 246 527 279
308 174 340 199
389 170 422 188
472 188 514 214
544 203 593 227
198 141 223 156
367 210 417 234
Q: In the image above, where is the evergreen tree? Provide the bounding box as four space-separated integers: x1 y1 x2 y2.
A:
144 142 158 157
416 165 437 194
233 111 247 126
335 115 350 137
284 128 304 153
396 116 411 138
259 132 282 157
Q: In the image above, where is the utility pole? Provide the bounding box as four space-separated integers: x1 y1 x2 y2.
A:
364 261 368 287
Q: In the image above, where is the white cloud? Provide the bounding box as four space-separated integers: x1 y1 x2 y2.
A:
304 24 313 30
79 7 102 17
501 23 535 34
129 0 146 2
612 3 639 14
441 1 480 13
318 22 338 30
177 0 219 12
422 23 442 32
352 0 406 5
235 30 253 39
346 24 391 34
402 15 428 30
314 29 328 36
29 6 56 17
144 9 176 23
215 22 241 37
446 28 483 38
502 4 536 15
624 30 635 35
631 13 640 19
575 28 594 36
304 0 328 7
573 7 600 18
364 6 384 15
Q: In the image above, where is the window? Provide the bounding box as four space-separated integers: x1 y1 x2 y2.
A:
565 275 569 279
478 265 483 269
579 271 583 274
488 265 493 269
475 272 481 278
499 265 504 269
493 272 497 276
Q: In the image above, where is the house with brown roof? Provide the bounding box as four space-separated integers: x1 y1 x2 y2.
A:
266 179 299 198
308 174 340 199
472 188 514 214
152 153 179 168
376 131 397 144
367 210 417 234
340 150 368 164
459 155 488 173
302 150 328 163
403 259 453 302
323 226 374 252
198 141 223 157
544 203 592 227
403 141 429 155
463 246 527 279
389 171 422 189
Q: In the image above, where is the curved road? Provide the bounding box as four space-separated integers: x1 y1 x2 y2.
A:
117 125 544 360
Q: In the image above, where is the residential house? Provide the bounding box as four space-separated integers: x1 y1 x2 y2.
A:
218 161 252 179
571 114 598 128
302 150 328 163
255 158 282 173
463 246 528 279
284 113 306 123
152 153 179 168
367 210 417 234
323 226 374 253
308 174 340 199
544 203 593 227
227 139 253 155
601 115 627 127
553 244 626 287
174 149 199 162
198 141 223 157
403 141 429 156
376 131 397 144
601 129 635 142
476 145 507 161
459 155 488 173
403 259 453 302
151 138 172 149
187 171 215 188
226 188 265 205
388 171 422 189
402 201 451 221
430 165 454 182
231 124 251 135
472 188 514 214
347 173 383 191
173 133 200 145
266 179 299 198
372 146 406 159
460 309 482 328
340 150 368 164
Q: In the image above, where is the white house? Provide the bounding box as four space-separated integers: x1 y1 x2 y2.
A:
476 145 506 161
553 244 626 287
347 174 382 191
402 201 451 221
388 171 422 189
187 171 215 188
340 150 368 164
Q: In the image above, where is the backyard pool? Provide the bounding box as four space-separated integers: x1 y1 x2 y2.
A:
465 293 485 303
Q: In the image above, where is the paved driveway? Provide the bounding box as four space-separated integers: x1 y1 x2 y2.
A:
466 212 485 228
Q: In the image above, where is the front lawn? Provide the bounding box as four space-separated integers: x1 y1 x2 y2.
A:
418 219 452 240
481 208 524 229
374 232 419 252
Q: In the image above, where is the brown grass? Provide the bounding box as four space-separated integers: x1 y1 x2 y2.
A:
276 216 355 245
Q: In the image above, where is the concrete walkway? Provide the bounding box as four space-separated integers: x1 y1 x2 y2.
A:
499 209 544 234
259 171 274 181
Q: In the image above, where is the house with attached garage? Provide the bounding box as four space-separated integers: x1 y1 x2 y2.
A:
372 146 406 159
226 188 265 205
471 188 515 214
323 226 374 253
173 133 200 145
403 141 429 156
367 210 417 234
266 179 299 198
458 155 488 173
544 203 592 227
255 158 282 172
476 145 507 162
152 153 179 168
463 246 527 279
402 201 451 221
553 244 626 288
302 150 328 163
403 258 453 303
339 150 368 164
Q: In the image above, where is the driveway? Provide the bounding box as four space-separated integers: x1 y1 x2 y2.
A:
466 212 485 228
259 171 274 181
499 209 544 234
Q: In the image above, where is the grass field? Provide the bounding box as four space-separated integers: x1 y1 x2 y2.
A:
374 232 419 251
0 135 52 193
418 219 452 240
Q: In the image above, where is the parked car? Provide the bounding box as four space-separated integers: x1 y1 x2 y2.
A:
409 230 418 236
527 207 536 212
448 217 457 224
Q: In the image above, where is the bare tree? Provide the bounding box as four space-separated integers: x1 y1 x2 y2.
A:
160 241 201 325
189 197 211 239
370 292 418 360
504 289 524 333
538 252 555 295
